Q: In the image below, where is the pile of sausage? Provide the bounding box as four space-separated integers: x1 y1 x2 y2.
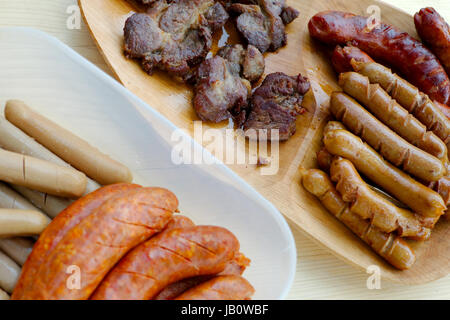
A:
302 9 450 270
0 100 253 299
11 185 253 300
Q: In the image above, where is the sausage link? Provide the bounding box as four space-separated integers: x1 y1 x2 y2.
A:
415 7 450 75
332 45 374 74
0 250 21 293
12 183 141 299
353 62 450 146
175 275 255 300
330 157 429 239
18 187 178 300
323 129 446 222
155 252 250 300
0 149 87 198
5 100 132 185
338 73 448 161
302 169 416 270
0 182 42 211
0 237 34 266
330 91 446 181
0 209 50 237
91 226 240 300
308 11 450 105
0 116 100 194
0 288 9 300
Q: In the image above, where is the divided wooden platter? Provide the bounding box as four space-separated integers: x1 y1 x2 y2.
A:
79 0 449 284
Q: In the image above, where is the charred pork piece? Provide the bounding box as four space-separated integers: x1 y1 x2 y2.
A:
243 72 310 141
193 56 250 122
124 0 229 81
217 44 265 82
230 0 299 53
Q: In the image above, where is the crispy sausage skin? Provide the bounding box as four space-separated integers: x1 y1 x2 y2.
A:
302 169 416 270
323 129 446 222
17 187 178 300
434 101 450 119
12 183 141 300
338 72 448 161
308 11 450 105
330 91 446 181
415 7 450 75
330 158 430 240
175 275 255 300
332 45 374 73
91 226 239 300
353 62 450 146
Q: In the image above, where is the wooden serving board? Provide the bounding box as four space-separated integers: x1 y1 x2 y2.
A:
79 0 449 284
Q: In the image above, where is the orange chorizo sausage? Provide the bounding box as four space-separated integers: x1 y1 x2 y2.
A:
175 275 255 300
18 187 178 300
12 183 141 299
91 226 239 300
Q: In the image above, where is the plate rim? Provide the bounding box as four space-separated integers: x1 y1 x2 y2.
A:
0 26 298 300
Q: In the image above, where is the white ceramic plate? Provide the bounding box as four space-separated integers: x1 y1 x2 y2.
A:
0 27 296 300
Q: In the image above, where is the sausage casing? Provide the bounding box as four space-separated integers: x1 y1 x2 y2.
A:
308 11 450 105
302 169 416 270
18 187 178 300
0 209 50 238
12 183 141 300
0 237 34 266
175 275 255 300
330 91 446 181
353 62 450 146
330 158 429 240
4 100 132 185
323 129 446 221
338 73 448 162
91 226 239 300
0 250 20 293
415 7 450 75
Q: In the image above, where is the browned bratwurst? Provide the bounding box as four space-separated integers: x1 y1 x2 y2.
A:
415 8 450 76
323 129 446 223
308 11 450 105
91 226 239 300
302 169 416 270
353 62 450 146
175 275 255 300
330 91 446 181
330 157 430 240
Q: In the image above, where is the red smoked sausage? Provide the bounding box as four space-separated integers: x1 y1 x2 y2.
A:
332 45 374 73
91 226 240 300
175 275 255 300
308 11 450 105
415 7 450 76
18 187 178 300
12 183 141 299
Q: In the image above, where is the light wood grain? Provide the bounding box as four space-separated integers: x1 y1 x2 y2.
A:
1 0 450 299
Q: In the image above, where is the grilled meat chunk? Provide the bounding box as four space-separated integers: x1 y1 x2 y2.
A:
243 72 310 141
217 44 265 82
124 0 229 81
230 0 299 53
193 56 250 122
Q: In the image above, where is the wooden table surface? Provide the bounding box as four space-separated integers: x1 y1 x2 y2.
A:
0 0 449 299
